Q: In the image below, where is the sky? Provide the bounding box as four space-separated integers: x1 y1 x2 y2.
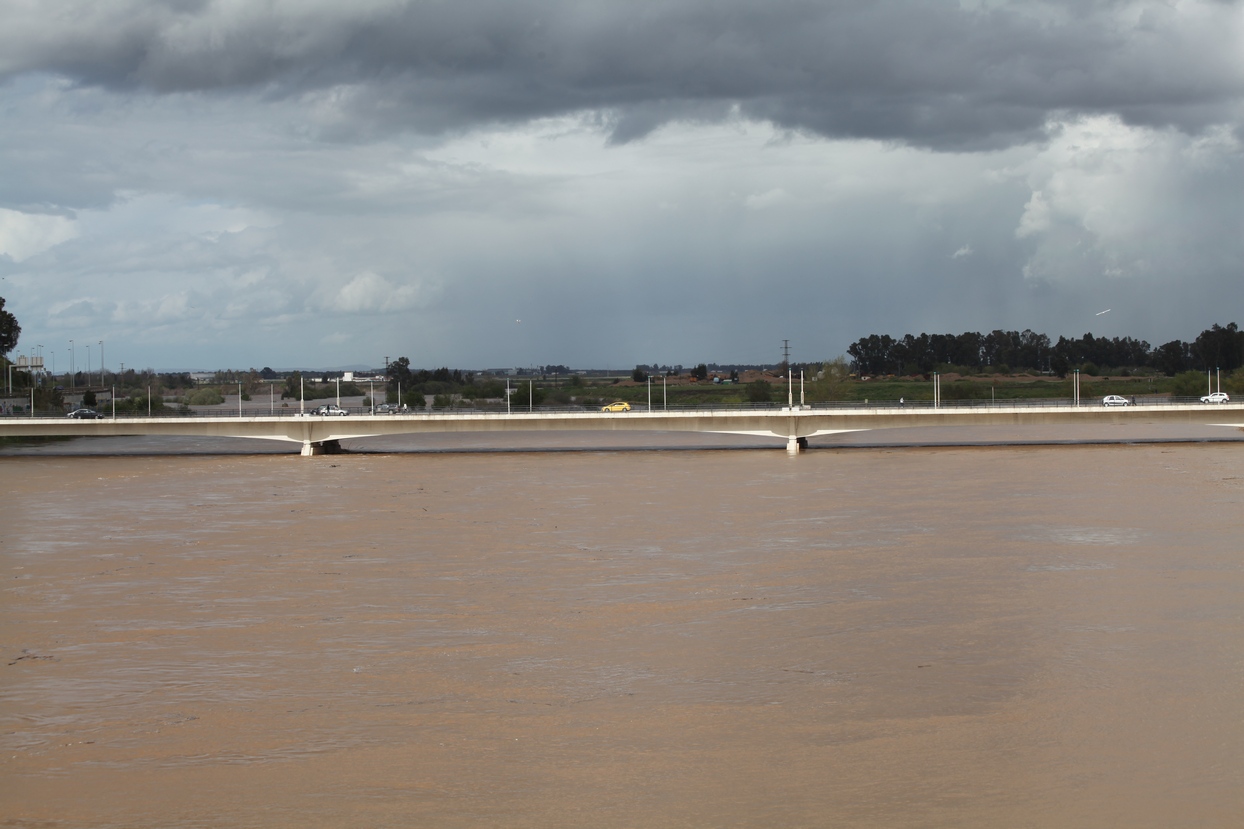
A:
1 0 1242 372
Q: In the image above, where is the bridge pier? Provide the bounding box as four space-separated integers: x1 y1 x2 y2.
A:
786 436 808 455
301 439 343 457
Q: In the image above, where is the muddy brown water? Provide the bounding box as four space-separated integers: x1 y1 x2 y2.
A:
2 431 1242 827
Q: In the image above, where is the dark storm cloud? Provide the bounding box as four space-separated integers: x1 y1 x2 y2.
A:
4 0 1241 149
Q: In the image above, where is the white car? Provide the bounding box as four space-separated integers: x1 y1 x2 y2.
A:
313 404 350 416
1101 395 1131 407
1201 392 1230 404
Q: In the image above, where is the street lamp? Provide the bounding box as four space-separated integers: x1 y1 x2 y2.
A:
69 339 74 389
99 340 104 385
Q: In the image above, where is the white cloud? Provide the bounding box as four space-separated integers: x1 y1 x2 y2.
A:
0 208 78 262
744 188 790 210
1015 115 1244 285
328 272 429 313
1015 190 1050 239
951 244 974 259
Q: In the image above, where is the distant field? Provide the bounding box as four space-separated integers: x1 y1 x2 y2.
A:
565 371 1182 407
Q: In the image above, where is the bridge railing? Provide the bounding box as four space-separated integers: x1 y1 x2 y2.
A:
2 396 1228 419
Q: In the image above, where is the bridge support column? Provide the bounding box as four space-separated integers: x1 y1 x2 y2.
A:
300 439 343 457
786 436 808 454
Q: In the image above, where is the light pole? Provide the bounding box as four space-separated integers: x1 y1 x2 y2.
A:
86 344 91 388
69 339 74 389
99 340 104 385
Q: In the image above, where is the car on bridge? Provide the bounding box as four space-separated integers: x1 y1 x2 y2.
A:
314 404 350 416
601 401 632 412
66 408 105 419
1101 395 1131 407
1201 392 1230 404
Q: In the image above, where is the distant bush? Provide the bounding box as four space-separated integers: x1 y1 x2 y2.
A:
941 381 987 400
1171 370 1211 398
748 380 773 403
185 388 224 406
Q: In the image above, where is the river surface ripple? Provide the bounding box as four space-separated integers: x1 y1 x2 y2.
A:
2 438 1242 827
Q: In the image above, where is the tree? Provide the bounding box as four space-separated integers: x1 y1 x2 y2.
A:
1153 340 1191 376
386 357 414 389
282 371 303 400
747 380 773 403
0 296 19 357
1191 323 1243 371
691 364 709 381
631 366 648 383
811 357 851 401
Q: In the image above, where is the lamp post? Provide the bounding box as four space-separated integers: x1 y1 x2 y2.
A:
86 344 91 389
69 339 74 389
99 340 104 385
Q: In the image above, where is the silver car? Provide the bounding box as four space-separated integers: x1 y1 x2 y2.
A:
1201 392 1230 404
1101 395 1131 407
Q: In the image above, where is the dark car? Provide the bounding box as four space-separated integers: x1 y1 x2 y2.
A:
67 408 105 419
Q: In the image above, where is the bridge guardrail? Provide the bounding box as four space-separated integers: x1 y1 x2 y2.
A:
2 396 1231 419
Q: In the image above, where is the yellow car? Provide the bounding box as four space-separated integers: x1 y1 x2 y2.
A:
600 401 631 412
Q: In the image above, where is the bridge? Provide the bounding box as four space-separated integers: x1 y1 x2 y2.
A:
2 402 1242 455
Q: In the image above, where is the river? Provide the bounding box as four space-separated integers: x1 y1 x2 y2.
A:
2 430 1242 827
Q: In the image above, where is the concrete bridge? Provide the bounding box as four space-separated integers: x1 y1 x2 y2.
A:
2 402 1242 455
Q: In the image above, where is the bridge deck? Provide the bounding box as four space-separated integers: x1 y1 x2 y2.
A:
3 403 1242 455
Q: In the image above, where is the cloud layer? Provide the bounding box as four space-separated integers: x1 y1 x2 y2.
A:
1 1 1241 369
5 1 1241 147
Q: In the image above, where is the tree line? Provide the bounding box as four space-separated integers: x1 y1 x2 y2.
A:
846 323 1242 377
